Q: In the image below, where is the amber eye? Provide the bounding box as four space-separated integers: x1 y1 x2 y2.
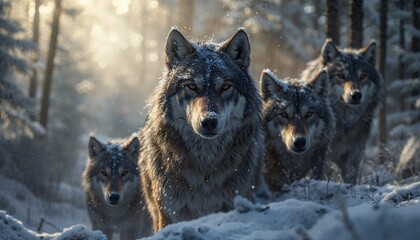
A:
187 83 197 90
359 74 367 81
121 170 129 176
221 83 231 91
100 170 108 177
305 112 314 118
280 112 288 119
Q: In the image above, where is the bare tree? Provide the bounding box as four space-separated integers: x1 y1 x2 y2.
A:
348 0 363 48
377 0 387 164
398 0 406 111
413 0 420 79
326 0 340 45
28 0 41 99
39 0 62 128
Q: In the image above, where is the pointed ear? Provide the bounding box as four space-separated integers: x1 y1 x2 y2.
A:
88 136 105 159
321 39 340 65
260 69 287 100
124 137 140 159
308 70 329 98
360 41 376 66
220 29 251 70
165 28 195 68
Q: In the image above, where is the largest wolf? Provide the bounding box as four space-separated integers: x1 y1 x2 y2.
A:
301 39 383 183
139 28 264 232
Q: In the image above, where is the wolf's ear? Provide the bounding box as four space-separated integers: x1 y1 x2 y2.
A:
124 137 140 159
88 136 105 159
260 70 287 100
165 28 195 68
360 41 376 66
220 29 250 70
321 39 340 65
308 70 329 98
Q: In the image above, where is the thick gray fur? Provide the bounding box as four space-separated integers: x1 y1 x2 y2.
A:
261 70 335 191
301 39 383 183
82 136 152 240
139 28 264 232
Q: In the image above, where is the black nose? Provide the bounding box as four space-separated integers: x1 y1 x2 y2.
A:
200 117 218 131
108 192 120 204
293 137 307 150
350 91 362 102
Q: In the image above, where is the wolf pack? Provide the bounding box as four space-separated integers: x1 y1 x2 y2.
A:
82 28 383 240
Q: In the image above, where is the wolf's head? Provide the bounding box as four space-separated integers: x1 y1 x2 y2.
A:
320 39 379 106
261 70 329 154
87 136 140 205
157 28 258 139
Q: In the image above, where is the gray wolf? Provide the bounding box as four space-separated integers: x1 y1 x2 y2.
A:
260 69 335 192
301 39 383 183
139 28 265 232
82 135 152 240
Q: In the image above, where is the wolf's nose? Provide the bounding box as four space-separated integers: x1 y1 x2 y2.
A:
350 91 362 102
109 192 120 205
201 117 218 131
293 137 306 150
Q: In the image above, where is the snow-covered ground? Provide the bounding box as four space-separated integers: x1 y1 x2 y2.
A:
1 177 420 239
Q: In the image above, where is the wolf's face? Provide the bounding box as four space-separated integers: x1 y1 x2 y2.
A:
88 136 140 205
321 40 378 106
261 70 329 154
162 29 254 139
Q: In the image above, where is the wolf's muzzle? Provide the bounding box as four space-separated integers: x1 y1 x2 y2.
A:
198 112 220 139
349 90 362 105
108 192 120 205
291 136 307 153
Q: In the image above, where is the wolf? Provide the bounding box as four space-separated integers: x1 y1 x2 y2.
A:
260 69 335 192
82 135 152 240
301 39 383 184
139 28 265 232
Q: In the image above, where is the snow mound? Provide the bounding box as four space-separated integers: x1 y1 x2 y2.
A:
0 211 105 240
310 204 420 240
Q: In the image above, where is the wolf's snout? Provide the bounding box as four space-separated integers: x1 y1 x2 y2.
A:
200 116 218 132
292 137 307 153
349 90 362 104
108 192 120 205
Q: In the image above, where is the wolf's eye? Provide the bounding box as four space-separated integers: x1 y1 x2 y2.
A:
305 112 314 118
221 83 231 91
121 170 129 176
100 170 108 177
187 83 197 90
336 73 345 79
280 112 288 119
359 74 367 81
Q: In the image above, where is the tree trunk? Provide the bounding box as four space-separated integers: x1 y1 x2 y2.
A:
377 0 387 164
413 0 420 79
326 0 340 45
39 0 62 129
29 0 41 100
398 0 406 111
348 0 363 48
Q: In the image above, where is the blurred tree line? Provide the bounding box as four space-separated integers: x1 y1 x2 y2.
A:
0 0 419 204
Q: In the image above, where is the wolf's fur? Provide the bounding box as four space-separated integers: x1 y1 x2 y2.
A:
82 136 152 240
139 28 264 232
301 39 383 183
261 70 335 191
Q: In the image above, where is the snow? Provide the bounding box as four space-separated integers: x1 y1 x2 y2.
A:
2 177 420 240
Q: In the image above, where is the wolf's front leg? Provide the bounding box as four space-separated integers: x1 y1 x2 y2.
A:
156 209 171 233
